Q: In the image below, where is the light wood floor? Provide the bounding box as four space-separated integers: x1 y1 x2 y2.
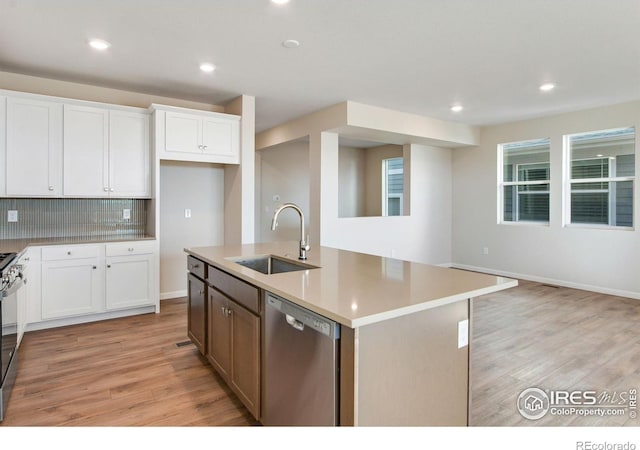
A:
2 281 639 426
0 298 257 426
470 280 640 426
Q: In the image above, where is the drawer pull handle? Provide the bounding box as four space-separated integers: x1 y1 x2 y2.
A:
92 266 97 270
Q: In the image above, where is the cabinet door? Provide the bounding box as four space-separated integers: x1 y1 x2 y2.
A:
230 302 261 418
105 254 154 310
109 110 150 197
207 289 231 379
201 116 239 162
188 274 206 355
0 96 6 196
63 104 109 196
165 111 201 154
6 97 63 196
41 258 102 319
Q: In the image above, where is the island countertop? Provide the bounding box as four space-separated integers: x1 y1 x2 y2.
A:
185 242 517 328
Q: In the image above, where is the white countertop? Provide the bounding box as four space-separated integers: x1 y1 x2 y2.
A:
185 242 518 328
1 235 156 256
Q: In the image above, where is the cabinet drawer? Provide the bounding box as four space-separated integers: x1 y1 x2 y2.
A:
106 240 156 257
42 244 101 261
188 256 206 279
207 265 259 314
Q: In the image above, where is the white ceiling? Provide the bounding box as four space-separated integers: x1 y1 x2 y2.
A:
1 0 639 132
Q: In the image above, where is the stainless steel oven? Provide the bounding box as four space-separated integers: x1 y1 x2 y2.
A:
1 252 23 422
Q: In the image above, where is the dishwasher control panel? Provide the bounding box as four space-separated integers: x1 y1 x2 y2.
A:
266 293 340 340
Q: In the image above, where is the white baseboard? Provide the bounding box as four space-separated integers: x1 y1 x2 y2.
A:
436 262 453 268
25 305 157 332
160 290 187 300
451 263 640 300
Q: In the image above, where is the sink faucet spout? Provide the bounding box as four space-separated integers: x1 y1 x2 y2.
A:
271 203 310 260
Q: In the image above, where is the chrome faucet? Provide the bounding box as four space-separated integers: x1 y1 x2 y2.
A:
271 203 310 260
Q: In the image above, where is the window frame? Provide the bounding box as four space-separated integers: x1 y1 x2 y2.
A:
382 157 404 216
563 127 635 230
498 138 551 226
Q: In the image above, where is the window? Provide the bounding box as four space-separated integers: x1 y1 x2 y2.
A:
566 127 635 227
382 157 403 216
499 138 551 223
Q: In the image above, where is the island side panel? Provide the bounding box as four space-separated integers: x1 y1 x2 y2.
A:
339 326 356 426
354 299 470 426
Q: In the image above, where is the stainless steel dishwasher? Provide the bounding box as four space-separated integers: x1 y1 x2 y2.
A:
263 292 340 426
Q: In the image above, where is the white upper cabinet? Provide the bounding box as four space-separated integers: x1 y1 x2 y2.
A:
6 96 63 196
63 104 109 196
109 110 150 197
63 104 150 197
153 104 240 164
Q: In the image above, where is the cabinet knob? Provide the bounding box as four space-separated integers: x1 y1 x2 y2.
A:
104 187 109 192
199 289 204 296
202 145 208 150
221 306 226 315
107 264 111 268
92 266 97 269
128 248 134 252
109 188 114 192
48 186 54 191
67 251 72 255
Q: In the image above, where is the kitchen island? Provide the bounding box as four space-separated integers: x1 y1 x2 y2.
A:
185 242 517 426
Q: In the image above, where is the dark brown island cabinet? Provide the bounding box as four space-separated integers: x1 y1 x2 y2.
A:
187 256 207 355
204 264 261 419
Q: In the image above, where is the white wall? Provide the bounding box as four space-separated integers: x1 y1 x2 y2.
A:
338 146 366 218
160 161 225 298
258 140 310 243
363 144 404 217
452 101 640 298
319 138 453 265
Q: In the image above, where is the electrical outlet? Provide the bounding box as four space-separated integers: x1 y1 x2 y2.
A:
458 319 469 348
7 210 18 223
123 209 131 220
185 209 191 218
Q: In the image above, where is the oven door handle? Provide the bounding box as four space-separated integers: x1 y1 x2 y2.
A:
2 276 24 298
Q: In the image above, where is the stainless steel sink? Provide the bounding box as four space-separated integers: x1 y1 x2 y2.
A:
231 255 318 275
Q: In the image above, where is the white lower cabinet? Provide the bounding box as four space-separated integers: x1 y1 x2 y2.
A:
41 245 103 320
105 242 155 311
28 240 157 328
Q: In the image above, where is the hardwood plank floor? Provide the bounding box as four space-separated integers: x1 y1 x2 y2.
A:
2 281 638 426
470 280 640 426
1 298 258 427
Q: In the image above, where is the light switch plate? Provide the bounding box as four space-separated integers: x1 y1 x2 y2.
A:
185 209 191 218
458 319 469 348
7 210 18 222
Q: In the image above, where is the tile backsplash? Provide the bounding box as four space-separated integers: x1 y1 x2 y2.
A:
0 198 148 240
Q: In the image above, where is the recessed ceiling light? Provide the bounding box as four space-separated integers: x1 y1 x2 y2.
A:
200 63 216 73
539 83 555 92
451 105 463 112
271 0 290 4
282 39 300 48
88 39 111 50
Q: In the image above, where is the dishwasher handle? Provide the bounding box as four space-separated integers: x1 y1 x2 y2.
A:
285 314 305 331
